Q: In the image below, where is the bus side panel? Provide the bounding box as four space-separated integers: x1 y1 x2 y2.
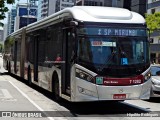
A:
3 58 7 70
10 44 14 74
10 60 14 74
73 77 99 101
24 62 28 80
140 79 152 99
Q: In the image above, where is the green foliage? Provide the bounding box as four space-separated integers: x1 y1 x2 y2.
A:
7 0 15 4
4 36 14 53
0 43 3 52
0 0 15 26
145 12 160 33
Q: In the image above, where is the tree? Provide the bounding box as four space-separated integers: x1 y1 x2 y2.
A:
0 0 15 26
0 43 3 52
4 36 14 54
145 12 160 33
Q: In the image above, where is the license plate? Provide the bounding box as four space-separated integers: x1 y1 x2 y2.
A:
113 94 126 99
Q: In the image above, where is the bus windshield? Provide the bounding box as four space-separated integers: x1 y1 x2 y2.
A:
77 26 150 76
78 36 149 65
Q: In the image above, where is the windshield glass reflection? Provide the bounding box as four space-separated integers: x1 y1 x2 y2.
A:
78 36 149 66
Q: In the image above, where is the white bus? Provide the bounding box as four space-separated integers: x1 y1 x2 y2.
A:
4 6 152 102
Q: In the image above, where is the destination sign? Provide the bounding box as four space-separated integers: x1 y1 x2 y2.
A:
78 27 147 36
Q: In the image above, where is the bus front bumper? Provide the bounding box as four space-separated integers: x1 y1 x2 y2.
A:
73 78 151 102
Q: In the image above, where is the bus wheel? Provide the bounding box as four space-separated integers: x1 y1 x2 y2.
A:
28 66 32 85
53 75 61 101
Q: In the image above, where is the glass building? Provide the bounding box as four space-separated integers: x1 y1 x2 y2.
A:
7 7 17 35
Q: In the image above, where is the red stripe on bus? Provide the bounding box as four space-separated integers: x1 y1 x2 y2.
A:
103 75 144 86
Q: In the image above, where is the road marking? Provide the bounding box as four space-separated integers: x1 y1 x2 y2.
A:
0 77 7 81
0 89 13 98
0 89 17 101
9 81 55 120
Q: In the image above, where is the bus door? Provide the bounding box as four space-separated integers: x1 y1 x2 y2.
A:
62 27 75 95
33 35 39 82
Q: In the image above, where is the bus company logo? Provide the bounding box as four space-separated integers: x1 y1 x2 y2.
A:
119 88 123 93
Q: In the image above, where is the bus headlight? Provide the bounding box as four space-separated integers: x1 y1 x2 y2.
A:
76 68 95 83
144 72 151 82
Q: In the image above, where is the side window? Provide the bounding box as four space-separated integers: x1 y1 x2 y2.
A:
38 30 46 64
78 37 92 62
11 44 14 61
28 36 34 63
17 36 22 62
45 25 62 63
134 41 144 63
67 29 75 62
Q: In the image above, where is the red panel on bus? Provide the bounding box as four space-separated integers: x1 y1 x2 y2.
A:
103 75 144 86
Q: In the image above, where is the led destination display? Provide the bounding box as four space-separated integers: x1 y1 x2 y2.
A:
78 27 147 36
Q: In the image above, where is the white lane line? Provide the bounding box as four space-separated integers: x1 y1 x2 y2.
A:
9 81 55 120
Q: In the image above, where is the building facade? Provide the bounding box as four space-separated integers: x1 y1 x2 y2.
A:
38 0 49 20
147 0 160 63
3 24 7 44
76 0 146 17
14 3 38 31
59 0 75 11
7 12 11 36
55 0 75 12
7 7 17 35
76 0 104 6
38 0 75 20
38 0 57 20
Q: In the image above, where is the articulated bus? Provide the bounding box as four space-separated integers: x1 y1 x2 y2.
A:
3 6 151 102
